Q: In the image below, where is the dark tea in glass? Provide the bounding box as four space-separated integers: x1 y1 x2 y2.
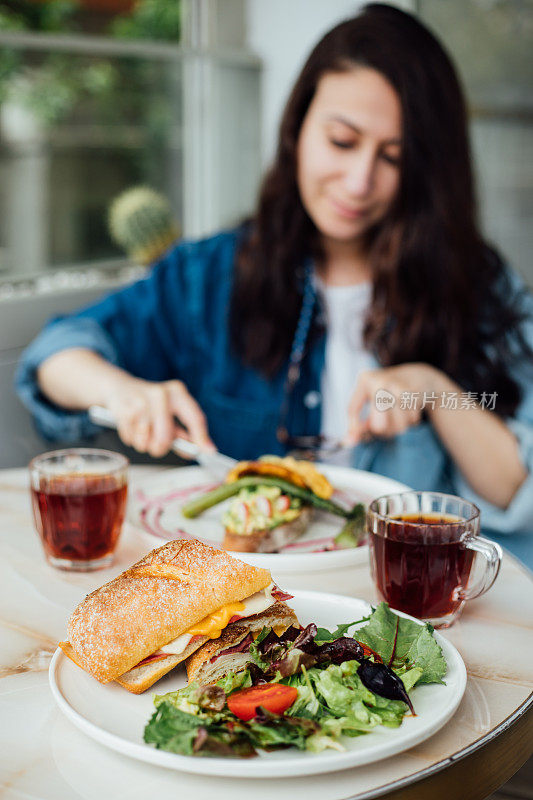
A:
30 449 128 571
367 493 502 627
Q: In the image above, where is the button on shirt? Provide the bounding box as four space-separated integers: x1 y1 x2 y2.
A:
315 277 374 455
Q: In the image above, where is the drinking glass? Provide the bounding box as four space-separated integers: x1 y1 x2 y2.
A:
30 448 128 571
367 491 502 628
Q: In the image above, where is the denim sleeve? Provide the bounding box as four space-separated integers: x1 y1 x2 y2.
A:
15 241 191 442
451 418 533 535
449 271 533 535
15 318 122 441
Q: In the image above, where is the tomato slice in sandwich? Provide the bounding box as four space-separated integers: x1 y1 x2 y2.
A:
227 683 298 722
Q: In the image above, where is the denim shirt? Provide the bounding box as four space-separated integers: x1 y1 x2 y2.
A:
16 227 533 545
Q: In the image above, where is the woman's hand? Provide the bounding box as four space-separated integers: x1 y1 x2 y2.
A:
105 377 215 457
347 361 526 508
347 363 442 443
38 349 214 458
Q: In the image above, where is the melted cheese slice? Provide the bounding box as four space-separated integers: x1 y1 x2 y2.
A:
159 582 277 656
187 602 245 638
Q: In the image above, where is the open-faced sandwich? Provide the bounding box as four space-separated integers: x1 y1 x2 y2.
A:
221 457 333 552
181 455 366 552
58 538 298 693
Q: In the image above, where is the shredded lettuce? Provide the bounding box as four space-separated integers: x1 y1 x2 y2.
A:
216 668 253 695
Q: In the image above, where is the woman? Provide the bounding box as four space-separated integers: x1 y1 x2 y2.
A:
17 4 533 538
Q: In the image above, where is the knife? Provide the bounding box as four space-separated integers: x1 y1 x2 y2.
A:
87 404 236 481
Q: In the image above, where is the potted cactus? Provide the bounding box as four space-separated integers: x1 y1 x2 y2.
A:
109 186 180 265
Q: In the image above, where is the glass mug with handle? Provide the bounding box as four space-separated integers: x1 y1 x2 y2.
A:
367 491 502 628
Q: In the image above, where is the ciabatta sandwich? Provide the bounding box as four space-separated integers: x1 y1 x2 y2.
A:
59 538 297 694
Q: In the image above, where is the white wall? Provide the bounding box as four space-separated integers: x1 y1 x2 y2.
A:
245 0 415 168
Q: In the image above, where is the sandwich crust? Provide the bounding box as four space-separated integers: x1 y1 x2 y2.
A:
59 639 208 694
67 538 271 683
114 633 209 693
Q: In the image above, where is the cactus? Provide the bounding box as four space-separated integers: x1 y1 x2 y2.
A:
108 186 179 265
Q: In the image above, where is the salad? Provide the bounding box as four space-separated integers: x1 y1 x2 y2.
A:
144 603 447 758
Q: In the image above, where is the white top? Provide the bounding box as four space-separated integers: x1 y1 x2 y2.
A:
315 277 373 462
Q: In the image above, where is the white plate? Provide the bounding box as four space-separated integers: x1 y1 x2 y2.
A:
49 591 466 778
128 465 410 572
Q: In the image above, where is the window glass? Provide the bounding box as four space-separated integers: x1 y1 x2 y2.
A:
1 48 182 276
0 0 182 278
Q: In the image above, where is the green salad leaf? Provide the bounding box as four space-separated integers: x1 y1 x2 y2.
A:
356 602 447 684
333 503 366 548
314 620 360 643
145 702 256 757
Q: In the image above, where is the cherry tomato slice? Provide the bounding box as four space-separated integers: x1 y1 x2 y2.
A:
227 683 298 722
234 501 249 529
276 495 291 513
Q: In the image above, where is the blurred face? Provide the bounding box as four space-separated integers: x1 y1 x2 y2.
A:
297 67 402 249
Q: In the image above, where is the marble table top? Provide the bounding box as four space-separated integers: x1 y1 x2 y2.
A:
1 465 532 800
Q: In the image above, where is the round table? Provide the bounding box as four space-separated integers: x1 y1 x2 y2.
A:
1 466 532 800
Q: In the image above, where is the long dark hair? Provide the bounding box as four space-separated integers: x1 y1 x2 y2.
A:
230 3 531 416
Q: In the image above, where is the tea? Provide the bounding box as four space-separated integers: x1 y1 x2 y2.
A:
31 473 127 563
369 513 474 620
368 492 500 627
